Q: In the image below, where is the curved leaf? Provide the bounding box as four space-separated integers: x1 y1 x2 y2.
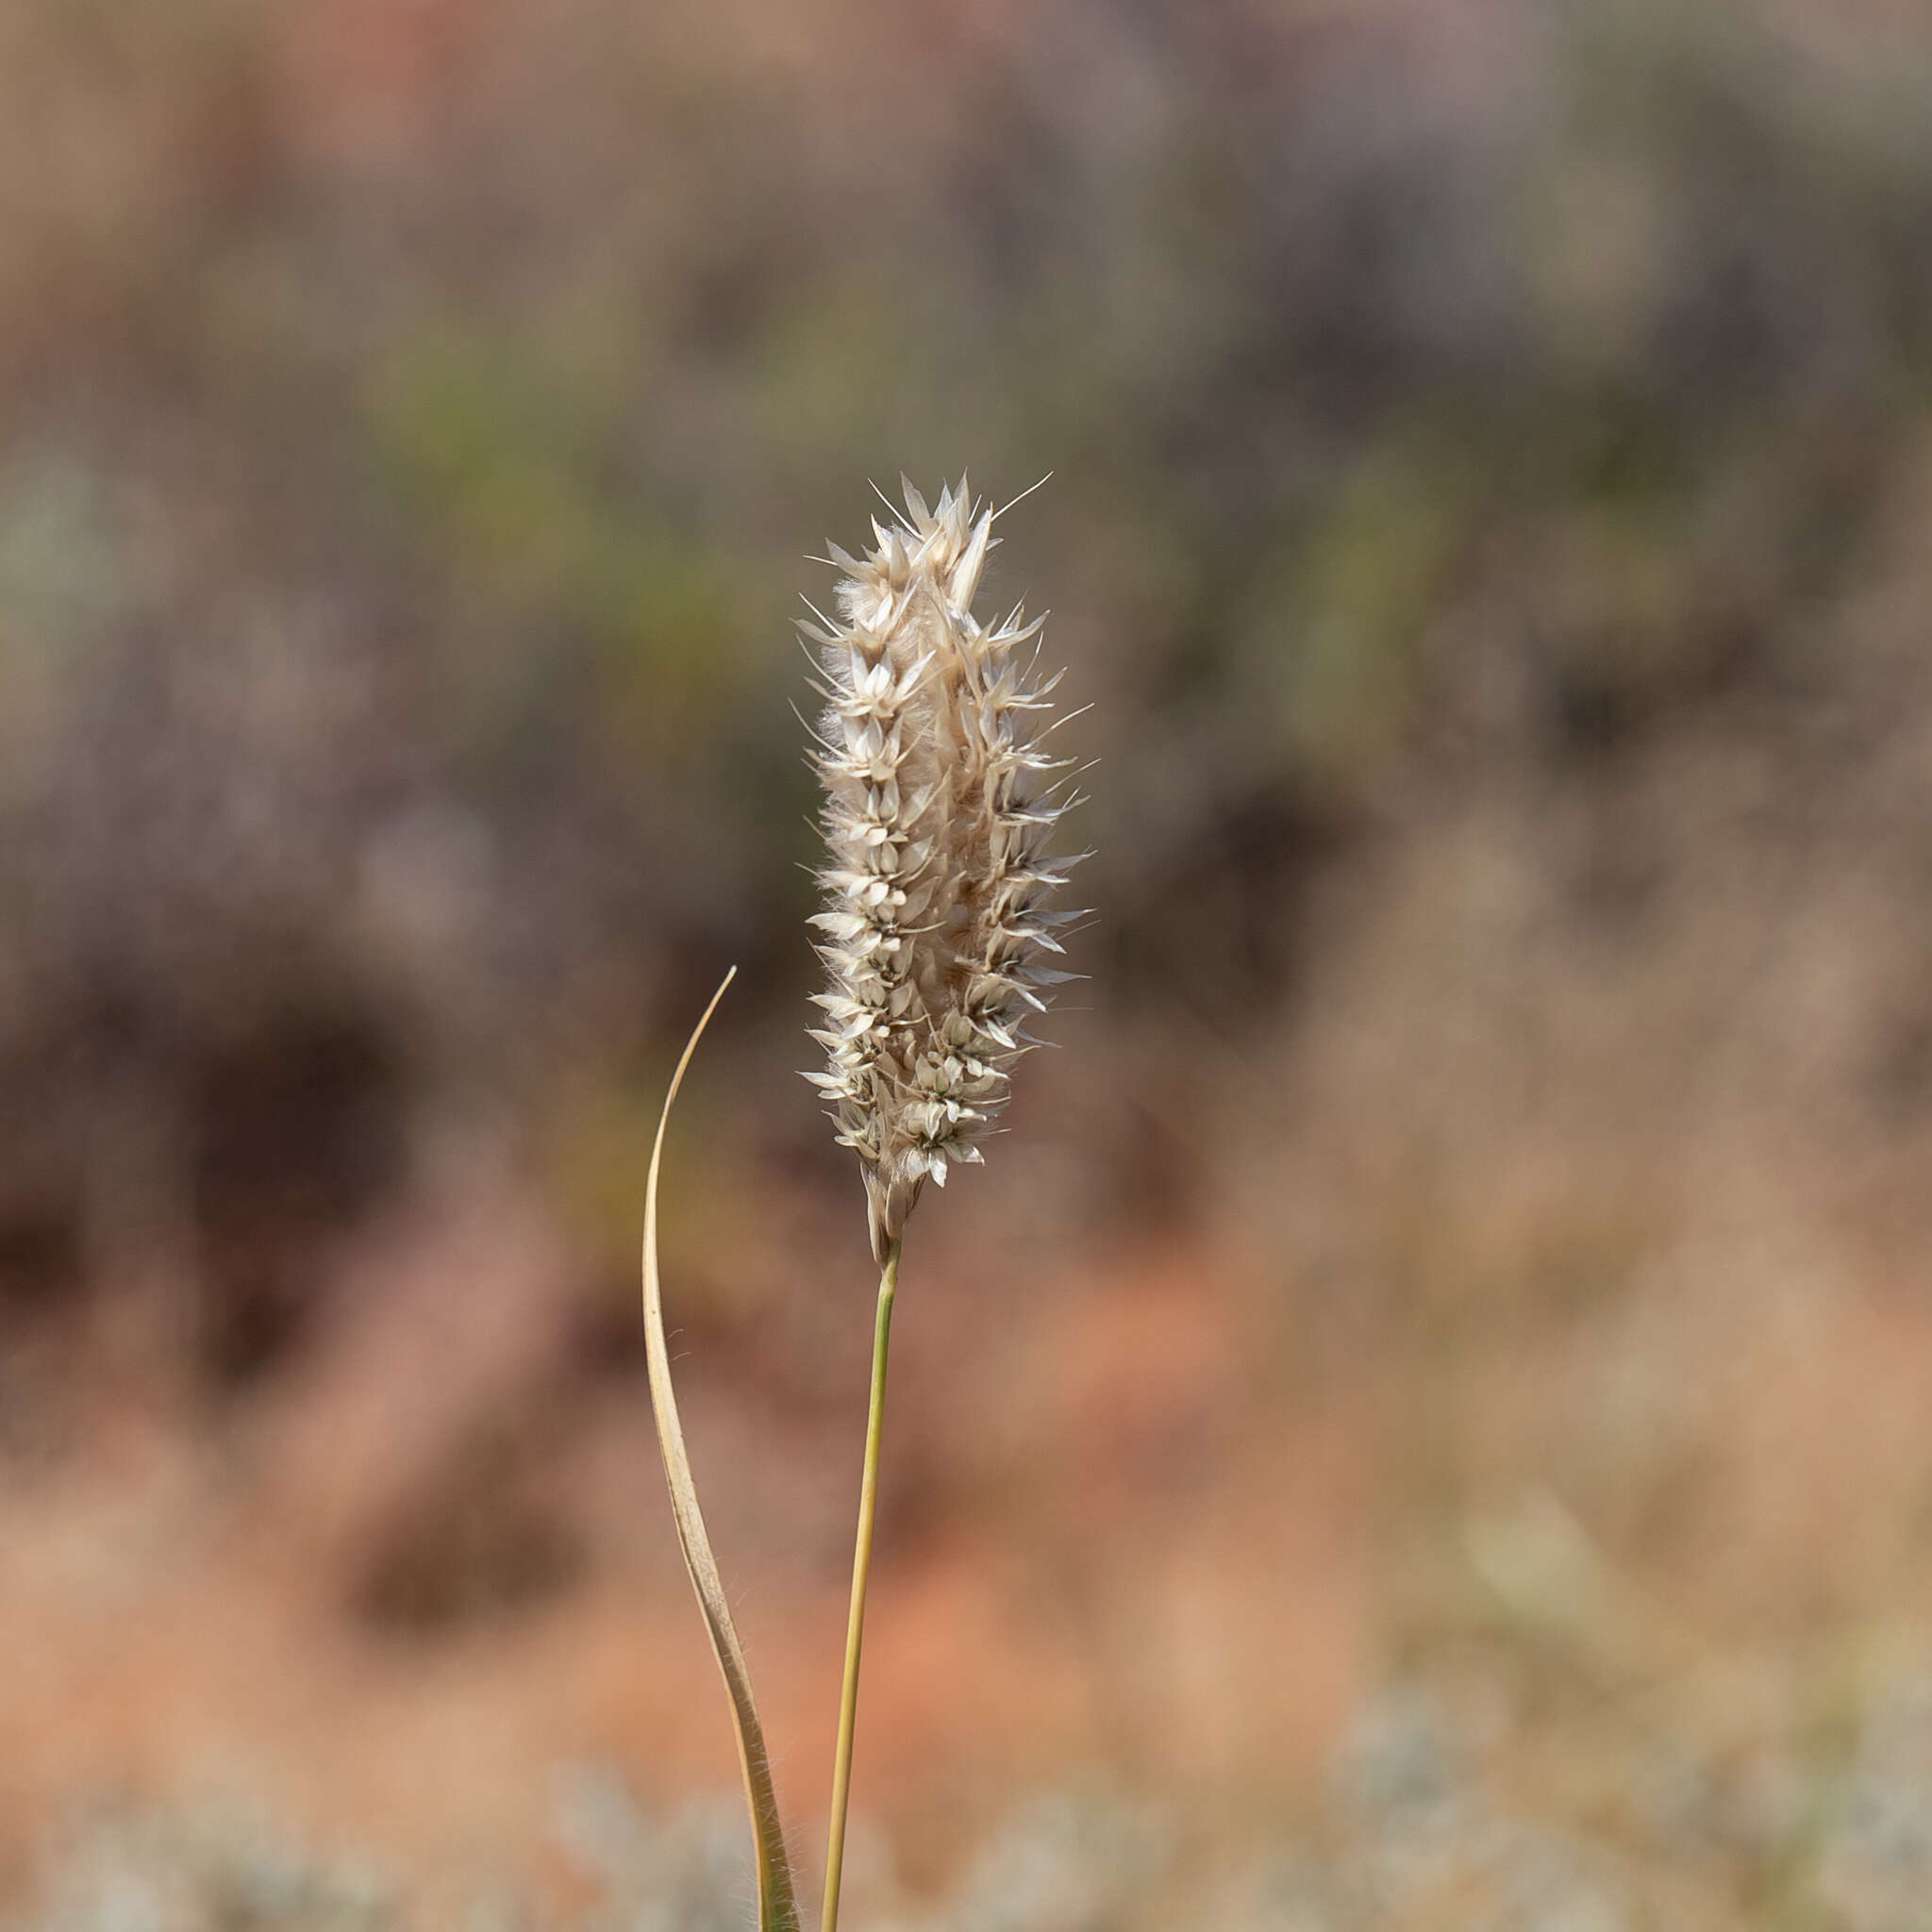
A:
641 967 799 1930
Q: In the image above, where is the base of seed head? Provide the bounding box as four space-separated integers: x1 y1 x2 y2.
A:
804 476 1080 1261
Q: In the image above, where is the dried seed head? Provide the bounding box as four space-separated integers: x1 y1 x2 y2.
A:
805 476 1081 1260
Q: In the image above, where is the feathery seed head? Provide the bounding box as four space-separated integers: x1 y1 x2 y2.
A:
807 476 1080 1261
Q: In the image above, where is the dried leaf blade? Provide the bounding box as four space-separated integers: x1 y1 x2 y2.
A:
641 966 799 1930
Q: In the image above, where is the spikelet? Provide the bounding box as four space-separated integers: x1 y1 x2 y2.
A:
804 476 1080 1261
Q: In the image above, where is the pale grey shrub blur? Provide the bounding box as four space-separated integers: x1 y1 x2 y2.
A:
17 1667 1932 1928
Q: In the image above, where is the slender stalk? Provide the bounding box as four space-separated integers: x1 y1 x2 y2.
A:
821 1235 903 1932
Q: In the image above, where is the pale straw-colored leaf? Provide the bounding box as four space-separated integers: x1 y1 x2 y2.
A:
641 965 799 1931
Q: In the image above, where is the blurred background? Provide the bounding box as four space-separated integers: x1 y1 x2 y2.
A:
6 0 1932 1924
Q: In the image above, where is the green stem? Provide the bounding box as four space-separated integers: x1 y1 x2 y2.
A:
821 1235 902 1932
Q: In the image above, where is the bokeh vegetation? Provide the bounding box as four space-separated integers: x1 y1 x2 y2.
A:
6 0 1932 1924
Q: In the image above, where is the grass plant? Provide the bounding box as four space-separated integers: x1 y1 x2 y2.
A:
641 479 1080 1928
